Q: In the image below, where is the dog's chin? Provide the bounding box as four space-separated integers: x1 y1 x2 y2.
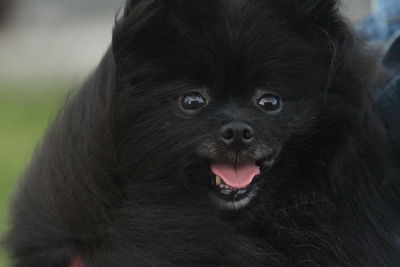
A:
206 147 282 211
209 183 260 211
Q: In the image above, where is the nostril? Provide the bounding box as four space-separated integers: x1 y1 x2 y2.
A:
243 128 254 141
221 128 234 141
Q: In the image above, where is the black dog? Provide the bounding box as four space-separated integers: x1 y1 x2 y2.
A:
5 0 400 266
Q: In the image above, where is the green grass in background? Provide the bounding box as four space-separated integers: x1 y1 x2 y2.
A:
0 81 69 267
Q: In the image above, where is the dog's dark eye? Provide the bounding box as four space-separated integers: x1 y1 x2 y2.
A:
258 93 282 113
180 92 207 112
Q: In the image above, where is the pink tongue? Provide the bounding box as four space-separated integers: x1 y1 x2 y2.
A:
211 163 260 189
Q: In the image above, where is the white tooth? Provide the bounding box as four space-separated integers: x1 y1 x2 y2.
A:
215 176 222 185
221 189 231 195
237 189 248 195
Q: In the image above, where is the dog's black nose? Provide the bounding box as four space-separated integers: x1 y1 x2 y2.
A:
219 122 254 149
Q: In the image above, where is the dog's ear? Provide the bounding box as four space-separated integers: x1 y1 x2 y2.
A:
283 0 341 28
124 0 154 17
122 0 168 19
291 0 338 16
113 0 170 59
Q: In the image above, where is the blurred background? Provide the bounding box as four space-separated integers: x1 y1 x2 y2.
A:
0 0 371 266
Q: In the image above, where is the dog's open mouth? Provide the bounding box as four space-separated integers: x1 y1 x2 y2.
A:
209 161 264 211
211 158 273 213
208 148 281 211
211 162 260 197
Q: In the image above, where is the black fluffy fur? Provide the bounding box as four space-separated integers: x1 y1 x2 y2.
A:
4 0 400 266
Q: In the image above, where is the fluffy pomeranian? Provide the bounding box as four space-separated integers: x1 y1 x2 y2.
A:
5 0 400 266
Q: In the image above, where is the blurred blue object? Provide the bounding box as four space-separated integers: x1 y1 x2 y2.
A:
358 0 400 42
378 31 400 154
361 0 400 154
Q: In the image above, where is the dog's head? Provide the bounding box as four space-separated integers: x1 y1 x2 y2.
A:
111 0 369 211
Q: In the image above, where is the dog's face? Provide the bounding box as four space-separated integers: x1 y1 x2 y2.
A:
113 0 351 211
